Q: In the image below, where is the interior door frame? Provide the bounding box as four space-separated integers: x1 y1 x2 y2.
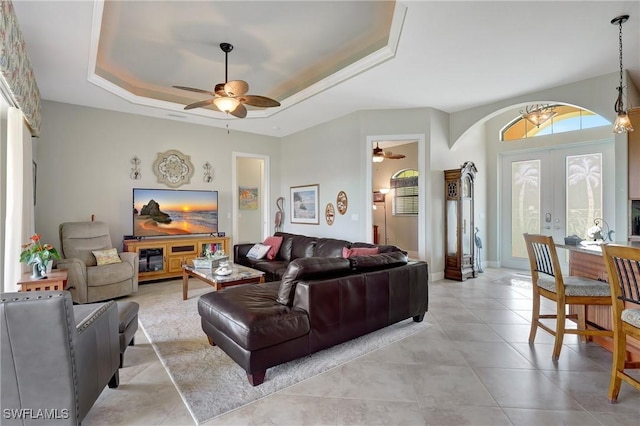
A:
232 152 270 245
364 134 426 261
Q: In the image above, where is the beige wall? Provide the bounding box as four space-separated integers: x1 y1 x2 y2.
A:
34 101 281 252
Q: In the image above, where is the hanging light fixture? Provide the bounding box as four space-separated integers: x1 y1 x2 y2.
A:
372 143 385 162
611 14 634 133
520 104 557 128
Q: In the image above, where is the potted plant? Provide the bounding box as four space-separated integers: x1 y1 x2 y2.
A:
20 234 60 279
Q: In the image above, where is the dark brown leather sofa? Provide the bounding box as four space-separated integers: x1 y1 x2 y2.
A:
234 231 407 281
198 253 428 386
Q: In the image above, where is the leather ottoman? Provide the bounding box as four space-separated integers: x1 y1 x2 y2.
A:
198 281 310 385
116 301 139 367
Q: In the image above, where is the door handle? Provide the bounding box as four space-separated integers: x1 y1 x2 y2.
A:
545 213 552 223
554 226 564 230
543 226 551 230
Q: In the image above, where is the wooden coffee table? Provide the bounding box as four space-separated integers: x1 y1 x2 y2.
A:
182 264 265 300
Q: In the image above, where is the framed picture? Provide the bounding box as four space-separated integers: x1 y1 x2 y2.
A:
239 186 259 210
290 184 319 224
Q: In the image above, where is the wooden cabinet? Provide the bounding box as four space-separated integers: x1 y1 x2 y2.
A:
629 108 640 242
444 161 477 281
565 246 640 361
123 236 230 282
628 108 640 199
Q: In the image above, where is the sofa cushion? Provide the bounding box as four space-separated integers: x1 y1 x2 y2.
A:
198 282 310 351
315 238 350 258
253 260 289 279
290 236 317 260
247 243 271 260
263 236 284 260
86 262 134 287
92 248 122 266
277 257 351 305
351 242 406 255
349 252 408 272
342 246 379 258
275 232 296 261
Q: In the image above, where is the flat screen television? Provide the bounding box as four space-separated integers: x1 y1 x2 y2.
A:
132 188 218 237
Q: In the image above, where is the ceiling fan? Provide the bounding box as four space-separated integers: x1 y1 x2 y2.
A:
372 143 406 162
173 42 280 118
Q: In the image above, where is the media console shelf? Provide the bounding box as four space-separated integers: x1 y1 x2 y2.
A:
123 236 230 282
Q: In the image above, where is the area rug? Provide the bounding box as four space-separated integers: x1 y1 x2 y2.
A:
136 281 432 424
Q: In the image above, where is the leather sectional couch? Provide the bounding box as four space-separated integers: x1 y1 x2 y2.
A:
198 250 428 386
234 231 407 282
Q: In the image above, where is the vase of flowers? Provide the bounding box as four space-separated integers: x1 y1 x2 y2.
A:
20 234 60 279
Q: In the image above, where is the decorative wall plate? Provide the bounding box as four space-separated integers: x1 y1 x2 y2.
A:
325 202 335 225
336 191 348 215
153 150 194 188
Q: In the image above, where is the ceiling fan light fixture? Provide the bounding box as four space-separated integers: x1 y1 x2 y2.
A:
372 145 385 162
213 96 240 114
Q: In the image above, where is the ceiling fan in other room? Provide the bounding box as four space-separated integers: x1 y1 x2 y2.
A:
173 43 280 118
372 143 406 162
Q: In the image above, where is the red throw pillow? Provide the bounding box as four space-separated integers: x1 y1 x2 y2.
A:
263 236 284 260
342 246 379 258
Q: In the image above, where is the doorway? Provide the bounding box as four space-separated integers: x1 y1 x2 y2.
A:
500 141 614 270
232 153 269 245
366 135 424 260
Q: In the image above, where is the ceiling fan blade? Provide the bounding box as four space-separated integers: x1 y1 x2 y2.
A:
184 99 214 110
240 95 281 108
229 103 247 118
224 80 249 97
214 83 226 96
384 152 406 159
173 85 216 96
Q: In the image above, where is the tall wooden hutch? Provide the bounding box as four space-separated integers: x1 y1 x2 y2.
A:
444 161 477 281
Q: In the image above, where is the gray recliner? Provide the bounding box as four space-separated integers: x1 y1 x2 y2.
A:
1 291 120 425
57 221 138 304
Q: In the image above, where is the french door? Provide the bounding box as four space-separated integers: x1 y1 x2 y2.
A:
500 141 614 270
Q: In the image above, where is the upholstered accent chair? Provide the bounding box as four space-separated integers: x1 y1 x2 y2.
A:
1 291 120 425
601 244 640 403
57 221 138 304
523 233 613 360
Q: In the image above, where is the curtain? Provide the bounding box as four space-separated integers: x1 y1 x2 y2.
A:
2 106 32 292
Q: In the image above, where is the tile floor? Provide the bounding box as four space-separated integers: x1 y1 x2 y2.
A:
83 268 640 426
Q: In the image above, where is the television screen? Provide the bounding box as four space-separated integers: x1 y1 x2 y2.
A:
133 188 218 237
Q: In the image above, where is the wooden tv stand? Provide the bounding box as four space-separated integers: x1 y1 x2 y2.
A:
123 235 230 282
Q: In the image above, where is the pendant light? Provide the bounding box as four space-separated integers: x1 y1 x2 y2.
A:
611 15 634 133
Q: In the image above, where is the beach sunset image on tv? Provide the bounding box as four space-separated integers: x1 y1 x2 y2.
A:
133 189 218 237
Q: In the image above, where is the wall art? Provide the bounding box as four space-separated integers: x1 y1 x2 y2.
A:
325 202 335 225
290 184 319 224
153 149 194 188
337 190 348 215
239 186 259 210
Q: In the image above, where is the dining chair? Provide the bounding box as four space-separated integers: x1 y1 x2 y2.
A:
601 243 640 403
523 234 613 360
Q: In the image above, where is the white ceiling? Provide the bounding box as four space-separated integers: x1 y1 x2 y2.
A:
12 1 640 138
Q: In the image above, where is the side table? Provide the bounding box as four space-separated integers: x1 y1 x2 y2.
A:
17 269 68 292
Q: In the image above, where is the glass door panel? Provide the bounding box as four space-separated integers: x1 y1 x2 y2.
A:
501 141 613 270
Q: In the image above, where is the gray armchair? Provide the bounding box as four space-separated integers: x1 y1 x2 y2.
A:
57 221 138 304
1 291 120 425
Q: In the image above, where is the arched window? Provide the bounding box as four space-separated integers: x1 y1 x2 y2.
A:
501 105 610 141
390 169 418 215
